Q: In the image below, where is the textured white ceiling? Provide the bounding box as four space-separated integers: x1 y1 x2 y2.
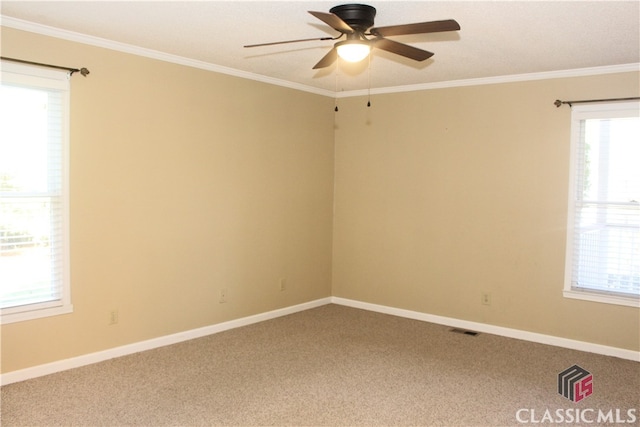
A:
1 1 639 94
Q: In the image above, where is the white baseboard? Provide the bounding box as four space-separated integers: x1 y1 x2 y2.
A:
331 297 640 362
3 295 637 386
0 297 332 386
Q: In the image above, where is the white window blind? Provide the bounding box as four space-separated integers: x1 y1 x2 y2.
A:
0 61 72 323
564 101 640 307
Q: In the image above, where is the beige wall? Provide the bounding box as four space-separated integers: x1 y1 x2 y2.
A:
0 28 335 373
332 73 640 351
2 26 639 375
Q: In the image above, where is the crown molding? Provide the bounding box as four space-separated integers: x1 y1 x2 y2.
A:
0 15 334 97
338 63 640 98
2 15 638 99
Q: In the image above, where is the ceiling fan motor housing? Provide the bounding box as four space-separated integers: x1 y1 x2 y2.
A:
330 4 376 32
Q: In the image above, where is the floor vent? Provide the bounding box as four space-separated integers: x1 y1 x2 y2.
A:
450 328 480 336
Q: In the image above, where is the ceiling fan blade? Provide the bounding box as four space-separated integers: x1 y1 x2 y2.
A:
370 19 460 37
244 36 335 48
312 48 338 69
308 11 354 34
373 38 434 61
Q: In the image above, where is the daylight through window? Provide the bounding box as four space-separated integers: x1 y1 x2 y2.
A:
564 101 640 307
0 62 72 323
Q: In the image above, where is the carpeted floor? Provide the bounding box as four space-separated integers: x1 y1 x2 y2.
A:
1 304 639 426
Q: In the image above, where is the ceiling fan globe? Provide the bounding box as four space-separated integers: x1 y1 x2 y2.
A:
336 40 371 62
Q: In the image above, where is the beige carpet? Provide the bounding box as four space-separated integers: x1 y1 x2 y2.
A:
1 304 639 426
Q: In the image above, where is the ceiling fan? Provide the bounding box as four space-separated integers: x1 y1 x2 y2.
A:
244 4 460 69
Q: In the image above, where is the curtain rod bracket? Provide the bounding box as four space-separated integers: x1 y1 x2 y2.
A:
71 67 90 77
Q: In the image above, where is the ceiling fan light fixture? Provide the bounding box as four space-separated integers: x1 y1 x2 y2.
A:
335 40 371 63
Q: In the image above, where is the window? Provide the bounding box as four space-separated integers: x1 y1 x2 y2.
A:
0 61 72 324
564 101 640 307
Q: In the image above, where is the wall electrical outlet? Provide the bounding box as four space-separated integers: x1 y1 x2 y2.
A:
279 278 286 292
481 292 492 306
219 288 228 304
109 310 119 325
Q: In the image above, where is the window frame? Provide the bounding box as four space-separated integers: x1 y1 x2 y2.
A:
0 61 73 324
563 101 640 308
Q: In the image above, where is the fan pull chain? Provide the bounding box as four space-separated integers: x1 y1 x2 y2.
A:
334 69 339 112
367 54 372 107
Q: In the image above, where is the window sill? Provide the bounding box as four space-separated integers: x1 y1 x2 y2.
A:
563 289 639 308
1 304 73 325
